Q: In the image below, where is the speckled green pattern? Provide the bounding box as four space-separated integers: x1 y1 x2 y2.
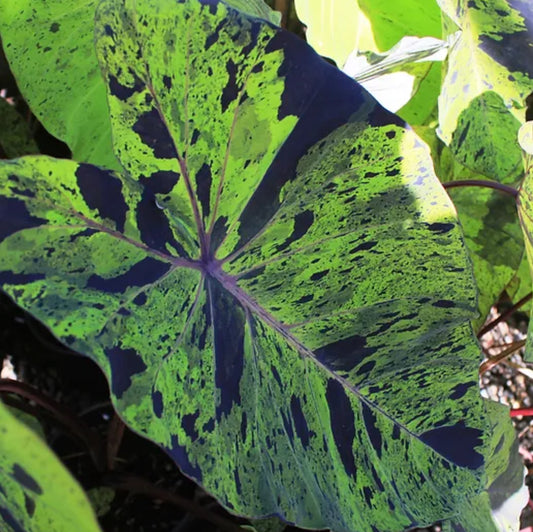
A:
435 0 530 327
0 0 117 169
437 0 532 160
0 98 39 158
0 400 102 532
0 1 520 530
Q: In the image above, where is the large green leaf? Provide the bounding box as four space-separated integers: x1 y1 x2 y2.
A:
0 0 116 168
0 399 102 531
435 2 531 310
0 0 520 530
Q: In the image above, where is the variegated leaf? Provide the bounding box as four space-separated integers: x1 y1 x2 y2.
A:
0 1 520 530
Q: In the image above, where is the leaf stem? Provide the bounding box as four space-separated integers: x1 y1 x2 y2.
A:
0 379 105 471
106 412 125 471
442 180 519 198
477 292 533 338
479 339 527 375
103 473 245 532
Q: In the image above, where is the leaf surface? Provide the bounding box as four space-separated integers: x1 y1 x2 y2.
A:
0 399 102 532
0 1 520 530
0 0 116 168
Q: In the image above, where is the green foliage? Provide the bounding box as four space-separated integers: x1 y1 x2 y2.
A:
436 0 532 327
0 0 116 168
0 98 38 158
0 0 531 531
0 400 102 532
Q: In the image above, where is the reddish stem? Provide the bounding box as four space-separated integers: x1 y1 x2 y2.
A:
442 180 519 198
478 292 533 338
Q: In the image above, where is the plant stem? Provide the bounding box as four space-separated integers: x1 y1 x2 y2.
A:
106 412 125 470
104 473 245 532
275 0 289 27
477 292 533 338
479 339 527 375
442 180 519 198
0 378 105 471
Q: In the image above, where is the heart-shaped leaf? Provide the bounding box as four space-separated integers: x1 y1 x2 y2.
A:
0 399 102 532
0 0 117 168
0 1 520 530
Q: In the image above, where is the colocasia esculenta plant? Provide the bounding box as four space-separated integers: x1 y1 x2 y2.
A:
0 0 532 531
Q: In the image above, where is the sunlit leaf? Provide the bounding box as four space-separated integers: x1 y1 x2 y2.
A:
343 35 449 113
437 0 532 162
294 0 377 67
0 1 520 530
0 399 102 532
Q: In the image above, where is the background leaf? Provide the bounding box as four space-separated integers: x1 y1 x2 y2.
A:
294 0 378 68
295 0 445 123
0 399 102 532
0 0 117 168
0 0 522 531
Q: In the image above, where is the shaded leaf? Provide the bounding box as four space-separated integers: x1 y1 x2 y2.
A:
0 0 116 168
0 399 101 532
0 1 519 530
0 98 39 158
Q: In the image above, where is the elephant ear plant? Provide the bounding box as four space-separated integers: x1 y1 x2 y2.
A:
0 0 524 531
